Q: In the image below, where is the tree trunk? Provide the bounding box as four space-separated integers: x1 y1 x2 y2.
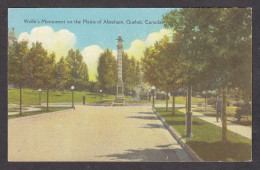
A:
172 92 175 115
222 85 228 142
39 91 41 105
47 89 49 111
186 84 192 138
186 87 188 112
205 96 207 111
166 91 168 112
19 88 22 115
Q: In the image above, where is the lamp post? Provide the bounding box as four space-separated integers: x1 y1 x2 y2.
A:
100 89 103 101
71 86 75 108
148 90 151 102
151 86 156 108
38 89 41 105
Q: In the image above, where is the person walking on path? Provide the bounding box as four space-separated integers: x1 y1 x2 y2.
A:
216 97 222 122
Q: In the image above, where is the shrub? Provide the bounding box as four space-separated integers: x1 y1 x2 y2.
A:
139 90 148 100
207 98 217 109
156 93 169 100
235 103 251 122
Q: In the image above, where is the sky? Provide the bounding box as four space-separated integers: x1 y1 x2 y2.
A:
8 8 175 81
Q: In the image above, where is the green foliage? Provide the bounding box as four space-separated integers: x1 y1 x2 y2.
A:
163 8 252 92
97 49 117 93
142 36 180 93
135 62 141 86
25 42 56 90
8 40 29 88
163 8 252 141
65 49 89 90
163 9 217 89
235 103 251 121
87 81 99 93
8 40 30 114
122 52 142 91
54 57 69 90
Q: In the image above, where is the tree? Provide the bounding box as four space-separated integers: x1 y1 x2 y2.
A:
28 42 56 111
142 35 181 113
55 57 69 90
122 52 130 90
163 8 252 141
65 49 89 90
8 40 29 114
45 53 56 110
163 9 222 137
209 9 252 142
134 61 142 88
97 49 117 93
121 52 141 94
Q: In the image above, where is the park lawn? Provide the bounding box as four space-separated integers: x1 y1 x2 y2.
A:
8 107 72 120
8 88 204 105
8 107 28 112
156 107 252 161
8 88 133 105
160 96 205 104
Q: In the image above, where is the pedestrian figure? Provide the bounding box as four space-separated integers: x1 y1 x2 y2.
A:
83 95 86 105
216 97 222 122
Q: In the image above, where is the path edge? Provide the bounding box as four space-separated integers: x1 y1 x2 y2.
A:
152 108 203 162
8 108 74 122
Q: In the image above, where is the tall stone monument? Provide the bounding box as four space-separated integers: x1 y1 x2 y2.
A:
113 36 125 106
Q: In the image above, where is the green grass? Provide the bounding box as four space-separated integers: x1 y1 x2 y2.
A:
8 107 72 119
8 88 133 105
8 107 28 112
8 88 205 105
156 107 252 161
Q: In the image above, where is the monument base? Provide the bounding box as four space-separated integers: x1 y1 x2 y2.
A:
112 95 125 106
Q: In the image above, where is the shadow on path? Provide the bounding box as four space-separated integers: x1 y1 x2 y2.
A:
137 112 153 115
127 116 157 120
140 124 166 129
155 143 178 148
98 148 185 161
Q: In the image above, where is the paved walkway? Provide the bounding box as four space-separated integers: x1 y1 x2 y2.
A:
179 108 252 139
8 105 193 162
8 106 42 116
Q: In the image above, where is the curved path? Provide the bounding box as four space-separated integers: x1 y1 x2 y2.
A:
8 105 193 162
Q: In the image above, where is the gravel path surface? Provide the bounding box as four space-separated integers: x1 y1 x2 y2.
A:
8 105 193 162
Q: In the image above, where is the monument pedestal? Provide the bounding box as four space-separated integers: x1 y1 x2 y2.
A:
113 82 125 106
113 96 125 106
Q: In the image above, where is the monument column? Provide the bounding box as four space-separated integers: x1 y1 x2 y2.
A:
114 36 125 105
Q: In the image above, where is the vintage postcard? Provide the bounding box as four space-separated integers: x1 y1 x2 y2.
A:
8 8 252 162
